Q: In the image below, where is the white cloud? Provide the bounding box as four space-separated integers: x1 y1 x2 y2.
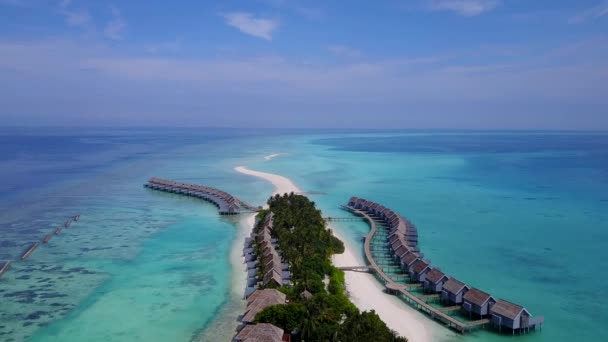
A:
1 38 607 129
145 38 182 54
427 0 500 16
223 12 279 41
327 45 361 58
569 1 608 23
104 6 126 40
61 9 91 28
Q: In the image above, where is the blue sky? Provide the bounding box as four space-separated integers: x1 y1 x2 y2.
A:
0 0 607 129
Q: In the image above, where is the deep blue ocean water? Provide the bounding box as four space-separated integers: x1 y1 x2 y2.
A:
0 128 606 342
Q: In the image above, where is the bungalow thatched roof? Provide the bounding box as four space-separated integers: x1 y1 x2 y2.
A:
411 259 430 274
442 278 468 295
490 300 530 320
463 288 494 307
242 289 286 323
234 323 284 342
425 268 448 284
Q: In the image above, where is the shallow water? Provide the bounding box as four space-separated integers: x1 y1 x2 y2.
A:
1 129 606 342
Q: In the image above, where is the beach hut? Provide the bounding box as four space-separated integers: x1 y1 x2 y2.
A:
410 259 431 282
423 268 449 293
262 269 283 287
462 288 496 318
234 323 285 342
441 278 470 305
242 289 286 324
300 290 313 300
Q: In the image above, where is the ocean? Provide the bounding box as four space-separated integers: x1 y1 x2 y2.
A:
1 128 606 342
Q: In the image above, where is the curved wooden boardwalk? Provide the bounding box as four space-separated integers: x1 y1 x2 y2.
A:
144 177 260 215
344 206 486 333
343 197 543 335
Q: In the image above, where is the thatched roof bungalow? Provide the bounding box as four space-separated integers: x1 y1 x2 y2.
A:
490 299 544 334
441 278 470 305
423 268 449 293
462 288 496 317
410 259 431 282
242 289 286 324
234 323 285 342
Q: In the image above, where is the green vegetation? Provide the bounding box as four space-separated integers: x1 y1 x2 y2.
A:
254 193 406 342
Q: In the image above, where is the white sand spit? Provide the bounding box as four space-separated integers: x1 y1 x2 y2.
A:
234 164 449 342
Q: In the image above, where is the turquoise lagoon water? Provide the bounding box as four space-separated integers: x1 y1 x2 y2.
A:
1 129 607 342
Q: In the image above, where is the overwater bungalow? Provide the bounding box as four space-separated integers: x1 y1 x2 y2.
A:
393 245 409 261
400 252 420 272
234 323 286 342
441 278 470 305
344 195 544 336
410 259 431 282
462 288 496 318
423 268 449 293
145 177 251 215
490 300 544 334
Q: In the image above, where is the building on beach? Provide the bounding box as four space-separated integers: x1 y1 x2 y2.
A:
241 289 287 324
234 323 286 342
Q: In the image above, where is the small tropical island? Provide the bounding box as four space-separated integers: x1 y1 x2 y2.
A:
237 193 407 342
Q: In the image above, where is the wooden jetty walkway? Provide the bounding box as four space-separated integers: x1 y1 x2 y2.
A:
21 242 39 260
144 177 260 215
337 266 370 272
0 261 10 278
0 214 81 280
324 216 365 222
344 197 544 335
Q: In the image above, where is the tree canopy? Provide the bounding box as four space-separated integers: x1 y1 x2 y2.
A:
253 193 407 342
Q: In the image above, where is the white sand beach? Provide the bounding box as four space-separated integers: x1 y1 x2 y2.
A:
234 164 449 342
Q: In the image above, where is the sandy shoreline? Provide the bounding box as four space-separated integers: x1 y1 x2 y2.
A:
233 164 448 342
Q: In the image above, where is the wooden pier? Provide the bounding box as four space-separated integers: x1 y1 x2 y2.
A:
2 215 82 280
338 266 370 273
144 177 260 215
21 242 39 260
0 261 10 278
324 216 365 222
344 198 544 335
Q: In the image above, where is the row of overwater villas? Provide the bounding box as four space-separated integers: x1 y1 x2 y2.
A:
243 212 291 297
349 197 544 334
145 177 241 214
234 288 290 342
347 197 419 251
